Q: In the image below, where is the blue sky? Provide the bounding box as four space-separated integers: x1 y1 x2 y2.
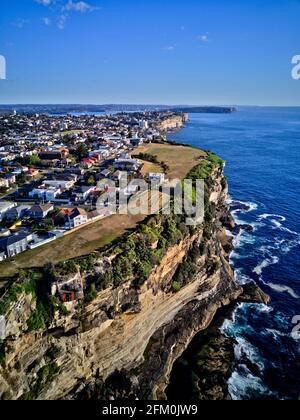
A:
0 0 300 105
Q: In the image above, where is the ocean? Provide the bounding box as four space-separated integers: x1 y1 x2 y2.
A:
168 107 300 400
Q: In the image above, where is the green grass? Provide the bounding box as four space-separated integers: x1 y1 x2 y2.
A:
187 151 224 181
60 130 84 137
135 143 207 179
0 213 146 279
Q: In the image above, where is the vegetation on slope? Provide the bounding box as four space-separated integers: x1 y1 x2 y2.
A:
20 362 60 400
0 146 226 326
0 267 58 331
84 212 195 302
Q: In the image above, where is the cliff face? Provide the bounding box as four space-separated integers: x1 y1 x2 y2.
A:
0 167 242 401
158 114 187 132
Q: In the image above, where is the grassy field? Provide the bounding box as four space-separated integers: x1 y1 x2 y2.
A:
0 213 146 278
61 130 84 137
135 143 206 179
139 160 163 176
0 143 205 278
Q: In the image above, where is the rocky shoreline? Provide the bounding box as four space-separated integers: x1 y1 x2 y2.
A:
165 206 270 401
166 283 270 401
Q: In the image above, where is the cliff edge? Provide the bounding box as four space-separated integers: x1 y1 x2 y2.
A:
0 149 253 400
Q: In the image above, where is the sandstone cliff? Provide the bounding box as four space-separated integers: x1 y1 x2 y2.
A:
0 159 243 401
158 114 187 132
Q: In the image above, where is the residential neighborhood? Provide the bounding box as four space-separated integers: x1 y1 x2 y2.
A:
0 110 186 261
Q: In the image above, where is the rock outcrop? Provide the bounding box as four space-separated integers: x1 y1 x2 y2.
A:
158 114 187 132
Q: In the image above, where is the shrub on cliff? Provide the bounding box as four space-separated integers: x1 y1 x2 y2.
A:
221 176 227 190
187 151 224 182
27 302 48 332
162 217 182 246
94 270 114 292
173 257 198 288
0 271 40 316
135 260 153 285
207 151 224 168
20 362 60 400
172 281 182 293
25 267 56 332
113 256 134 286
139 224 160 244
85 284 98 303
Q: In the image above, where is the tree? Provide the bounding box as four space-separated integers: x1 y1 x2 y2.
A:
135 260 153 284
43 218 54 232
87 175 95 186
172 281 181 293
76 144 89 159
29 155 41 166
17 173 26 185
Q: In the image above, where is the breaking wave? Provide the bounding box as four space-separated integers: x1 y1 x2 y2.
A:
259 214 286 222
234 336 265 372
253 257 279 276
229 199 258 213
228 370 274 401
267 283 299 299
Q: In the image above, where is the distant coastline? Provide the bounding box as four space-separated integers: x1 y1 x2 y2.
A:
0 104 237 116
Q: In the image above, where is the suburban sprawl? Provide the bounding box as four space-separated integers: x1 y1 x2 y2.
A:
0 110 190 265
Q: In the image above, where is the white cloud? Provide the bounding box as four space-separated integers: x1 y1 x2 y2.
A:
197 33 209 42
57 14 67 30
42 17 52 25
34 0 100 30
63 0 99 13
163 45 176 52
36 0 53 5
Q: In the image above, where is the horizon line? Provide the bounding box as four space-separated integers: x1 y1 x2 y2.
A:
1 103 300 108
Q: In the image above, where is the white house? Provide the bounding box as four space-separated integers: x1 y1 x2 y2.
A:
44 179 75 190
113 155 140 172
29 186 61 202
64 208 88 229
139 120 149 130
29 203 54 220
72 186 95 203
59 123 68 131
92 147 110 158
